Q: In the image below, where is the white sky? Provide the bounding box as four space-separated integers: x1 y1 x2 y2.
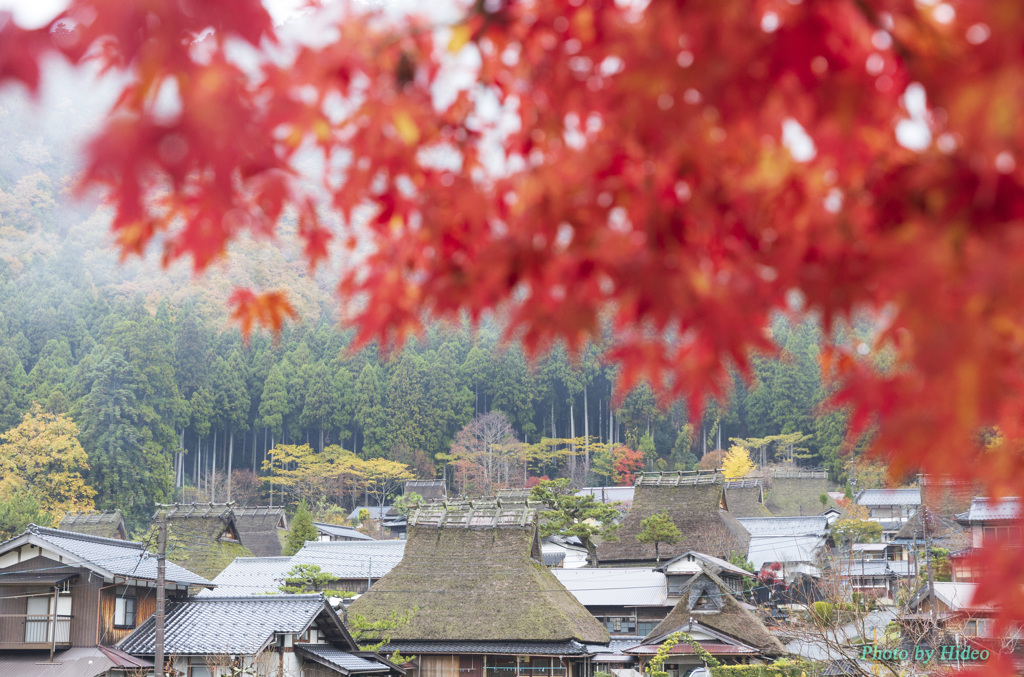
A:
0 0 308 27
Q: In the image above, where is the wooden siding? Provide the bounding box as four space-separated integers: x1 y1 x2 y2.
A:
98 584 158 646
0 556 101 648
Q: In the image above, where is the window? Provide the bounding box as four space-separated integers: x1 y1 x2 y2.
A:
115 597 137 628
637 621 656 637
602 617 636 634
667 576 686 596
189 661 212 677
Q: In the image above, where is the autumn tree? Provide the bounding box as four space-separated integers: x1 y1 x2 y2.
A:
636 511 683 563
10 1 1024 668
443 411 522 495
721 445 756 479
612 446 645 486
0 404 96 522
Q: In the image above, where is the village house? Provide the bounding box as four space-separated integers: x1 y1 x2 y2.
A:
597 471 750 565
626 567 787 673
0 524 210 676
58 510 129 540
575 486 635 507
552 567 674 637
155 503 253 580
828 559 913 602
119 593 405 677
656 551 755 599
232 505 289 556
315 522 377 542
763 470 834 517
405 479 447 502
542 535 589 569
204 539 407 596
723 478 772 518
855 488 921 524
348 500 609 677
739 515 832 581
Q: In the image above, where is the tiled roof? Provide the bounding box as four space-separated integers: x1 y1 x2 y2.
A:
296 645 392 673
833 559 914 577
552 568 669 607
203 540 406 596
120 595 326 655
379 640 591 655
315 522 376 540
737 516 829 537
22 526 210 586
0 647 150 677
577 487 635 504
349 506 397 521
855 488 921 507
625 643 757 655
294 540 406 578
543 551 566 567
957 497 1021 523
746 535 827 569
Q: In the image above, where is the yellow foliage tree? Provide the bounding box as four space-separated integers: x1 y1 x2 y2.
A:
721 445 755 479
262 444 367 507
0 405 96 522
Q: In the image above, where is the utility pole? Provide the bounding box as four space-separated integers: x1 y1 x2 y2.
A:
922 506 937 626
156 509 167 677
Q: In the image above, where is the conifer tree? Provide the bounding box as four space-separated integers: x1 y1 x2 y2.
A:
284 499 318 556
637 511 683 563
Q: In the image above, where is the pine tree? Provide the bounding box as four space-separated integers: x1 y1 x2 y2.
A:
637 511 683 563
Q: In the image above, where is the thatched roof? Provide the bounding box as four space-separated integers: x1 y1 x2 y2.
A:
763 470 832 516
596 472 750 564
646 567 786 657
348 501 608 644
233 506 288 557
154 503 253 580
58 510 128 540
920 475 981 518
894 510 970 551
724 480 773 518
405 480 447 502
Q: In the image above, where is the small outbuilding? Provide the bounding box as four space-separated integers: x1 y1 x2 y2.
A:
58 510 128 540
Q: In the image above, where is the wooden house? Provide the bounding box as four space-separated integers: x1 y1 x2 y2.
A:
0 525 210 675
58 510 128 540
855 488 921 523
626 567 786 671
348 501 609 677
156 503 253 580
723 479 772 518
232 505 288 556
597 471 750 565
315 521 377 542
119 594 405 677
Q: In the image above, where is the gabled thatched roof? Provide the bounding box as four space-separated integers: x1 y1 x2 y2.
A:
646 567 786 657
596 472 750 564
59 510 128 540
763 470 831 516
724 480 773 518
155 503 253 580
233 506 287 557
348 502 608 644
405 480 447 502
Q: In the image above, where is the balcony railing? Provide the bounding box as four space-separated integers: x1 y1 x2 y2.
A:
0 615 73 649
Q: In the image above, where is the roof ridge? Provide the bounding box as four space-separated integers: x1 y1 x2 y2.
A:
179 593 325 603
29 525 144 550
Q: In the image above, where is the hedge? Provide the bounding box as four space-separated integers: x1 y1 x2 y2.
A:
709 660 821 677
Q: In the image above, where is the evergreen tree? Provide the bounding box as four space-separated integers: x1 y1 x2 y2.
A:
302 362 338 452
637 511 683 562
217 351 251 502
354 363 386 457
489 346 537 440
385 352 432 456
260 364 290 449
0 345 28 431
284 499 318 555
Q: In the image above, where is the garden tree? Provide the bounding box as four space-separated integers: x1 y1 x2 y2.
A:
0 492 51 540
284 499 318 556
11 3 1024 665
721 445 756 479
442 410 522 495
353 363 387 457
832 518 883 552
636 511 683 563
0 405 96 521
78 348 171 529
529 478 620 564
278 563 348 595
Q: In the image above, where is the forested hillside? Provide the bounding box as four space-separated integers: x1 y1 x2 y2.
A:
0 74 877 532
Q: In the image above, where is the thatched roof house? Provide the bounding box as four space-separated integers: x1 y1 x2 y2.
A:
597 472 750 565
58 510 128 540
724 479 772 518
349 500 608 659
155 503 253 580
634 567 786 663
763 470 833 516
232 506 288 556
405 480 447 502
